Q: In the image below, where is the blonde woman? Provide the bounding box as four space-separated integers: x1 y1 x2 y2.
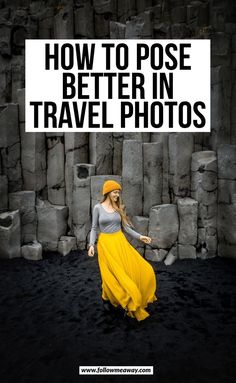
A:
88 180 158 321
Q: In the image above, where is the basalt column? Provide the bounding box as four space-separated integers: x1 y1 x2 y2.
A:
217 144 236 259
122 140 143 217
72 164 95 250
143 142 163 216
89 133 113 175
0 103 22 193
9 191 37 244
46 135 65 205
191 151 218 258
169 133 194 202
65 133 88 230
17 89 47 192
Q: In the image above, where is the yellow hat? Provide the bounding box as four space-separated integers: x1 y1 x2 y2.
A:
102 180 122 195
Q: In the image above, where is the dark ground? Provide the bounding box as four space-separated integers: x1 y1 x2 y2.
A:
0 250 236 383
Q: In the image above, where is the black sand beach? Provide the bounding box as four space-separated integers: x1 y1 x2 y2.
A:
0 251 236 383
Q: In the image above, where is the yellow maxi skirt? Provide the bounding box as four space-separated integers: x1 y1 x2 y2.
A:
97 230 158 321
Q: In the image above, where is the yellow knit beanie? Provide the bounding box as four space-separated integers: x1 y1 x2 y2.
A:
102 180 122 195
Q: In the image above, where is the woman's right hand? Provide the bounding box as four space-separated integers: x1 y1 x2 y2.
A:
88 245 95 257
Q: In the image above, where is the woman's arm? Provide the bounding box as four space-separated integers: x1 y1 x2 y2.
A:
122 223 141 240
88 204 99 247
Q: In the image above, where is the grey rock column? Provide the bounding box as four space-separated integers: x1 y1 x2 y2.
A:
0 210 21 258
65 133 88 229
47 136 65 205
9 191 36 244
74 1 94 38
148 204 179 249
54 5 74 38
17 89 46 192
143 142 163 216
113 133 123 175
191 151 217 258
0 175 8 212
72 164 95 250
151 133 170 203
177 197 198 246
0 103 22 192
122 140 143 217
36 200 68 251
169 133 194 202
217 144 236 259
89 133 113 175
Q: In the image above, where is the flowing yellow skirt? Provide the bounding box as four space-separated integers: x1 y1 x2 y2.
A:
97 230 158 321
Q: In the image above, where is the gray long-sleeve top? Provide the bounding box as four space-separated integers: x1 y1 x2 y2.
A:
88 203 141 246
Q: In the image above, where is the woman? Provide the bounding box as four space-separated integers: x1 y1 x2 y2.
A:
87 179 158 321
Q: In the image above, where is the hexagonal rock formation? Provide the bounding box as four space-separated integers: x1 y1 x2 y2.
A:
36 200 68 251
72 163 95 249
21 242 42 261
191 151 217 258
143 142 163 216
217 144 236 259
148 204 179 249
0 210 21 259
177 197 198 246
122 140 143 217
9 191 37 244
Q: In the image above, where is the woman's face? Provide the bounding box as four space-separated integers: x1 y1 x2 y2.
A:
109 189 120 202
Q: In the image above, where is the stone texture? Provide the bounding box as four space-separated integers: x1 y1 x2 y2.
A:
16 88 25 122
9 191 37 244
148 204 179 249
217 144 236 180
64 133 88 228
47 136 65 205
0 210 21 259
191 151 217 232
143 142 163 216
217 203 236 259
20 123 46 191
164 245 178 266
218 179 236 204
151 133 170 204
110 21 126 38
117 0 136 23
177 197 198 245
36 200 68 251
89 133 113 175
145 248 167 262
58 236 77 256
125 11 153 38
112 133 123 175
74 2 94 38
169 133 194 201
0 175 8 212
21 241 42 261
54 5 74 38
122 140 143 217
72 164 95 249
178 244 197 259
0 103 22 192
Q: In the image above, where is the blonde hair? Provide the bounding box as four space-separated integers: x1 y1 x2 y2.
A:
100 191 134 228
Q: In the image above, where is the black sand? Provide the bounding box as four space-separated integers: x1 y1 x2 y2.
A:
0 251 236 383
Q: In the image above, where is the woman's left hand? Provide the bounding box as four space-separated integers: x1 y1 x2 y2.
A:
140 235 152 244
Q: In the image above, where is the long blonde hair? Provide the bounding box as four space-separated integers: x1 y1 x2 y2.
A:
100 191 134 228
